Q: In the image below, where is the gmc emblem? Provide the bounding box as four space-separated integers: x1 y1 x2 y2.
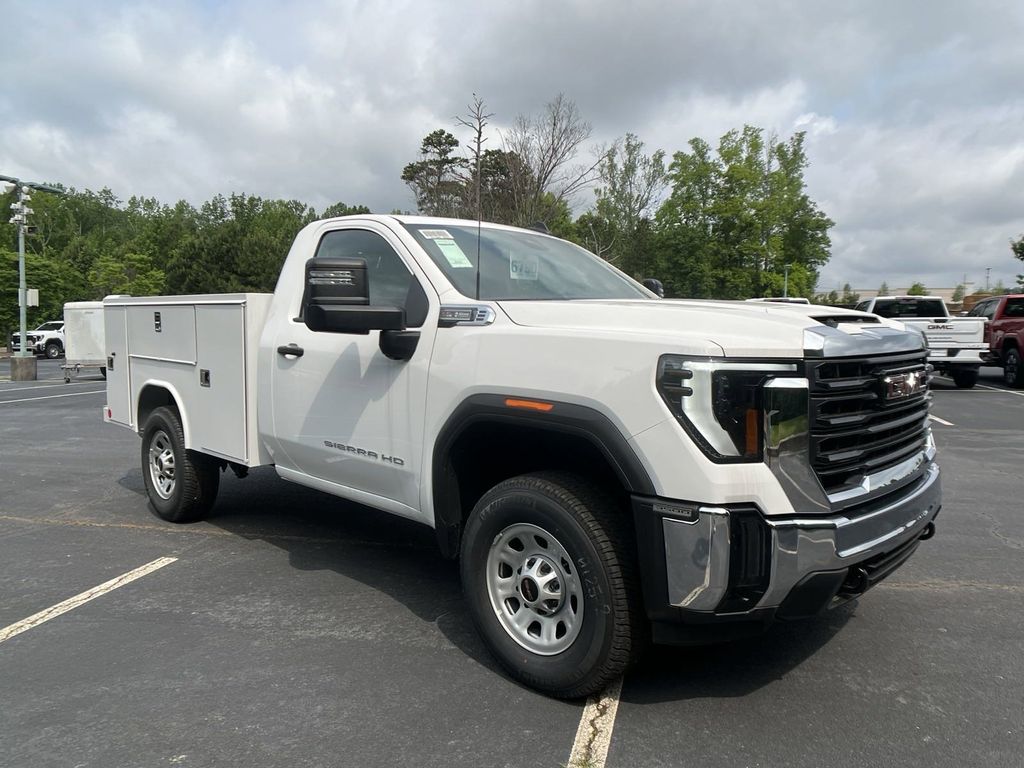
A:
881 370 926 401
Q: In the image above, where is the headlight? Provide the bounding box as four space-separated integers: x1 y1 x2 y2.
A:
656 356 800 462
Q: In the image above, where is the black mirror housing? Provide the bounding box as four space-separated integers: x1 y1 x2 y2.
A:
642 278 665 298
306 304 406 334
303 257 407 334
304 257 369 307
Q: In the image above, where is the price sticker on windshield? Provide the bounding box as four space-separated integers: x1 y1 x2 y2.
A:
510 253 539 281
435 238 473 268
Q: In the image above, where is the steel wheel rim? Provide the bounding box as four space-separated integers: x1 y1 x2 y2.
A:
148 429 176 500
485 522 583 656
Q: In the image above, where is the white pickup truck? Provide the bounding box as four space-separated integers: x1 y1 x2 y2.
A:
855 295 987 388
9 320 65 358
104 215 941 697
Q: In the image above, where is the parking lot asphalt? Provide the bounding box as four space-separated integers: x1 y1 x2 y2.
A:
1 359 1022 768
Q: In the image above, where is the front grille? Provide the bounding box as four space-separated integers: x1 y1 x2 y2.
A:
807 351 931 496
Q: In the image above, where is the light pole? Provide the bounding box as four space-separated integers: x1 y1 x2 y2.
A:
783 264 790 298
2 173 64 381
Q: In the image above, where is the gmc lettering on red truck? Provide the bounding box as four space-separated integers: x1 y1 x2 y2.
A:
103 214 941 698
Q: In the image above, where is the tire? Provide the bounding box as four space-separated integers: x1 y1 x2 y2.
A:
141 406 219 522
44 342 62 359
1004 348 1024 388
951 368 979 389
460 472 645 699
99 367 107 380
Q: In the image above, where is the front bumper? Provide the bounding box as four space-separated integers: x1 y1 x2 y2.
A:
632 462 941 644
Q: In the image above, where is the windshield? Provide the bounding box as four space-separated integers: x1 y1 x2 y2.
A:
403 223 649 301
35 322 63 331
871 298 946 318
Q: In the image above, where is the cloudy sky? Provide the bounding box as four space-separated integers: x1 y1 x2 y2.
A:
2 0 1022 292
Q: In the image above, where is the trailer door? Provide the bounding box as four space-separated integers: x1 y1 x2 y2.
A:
103 304 131 427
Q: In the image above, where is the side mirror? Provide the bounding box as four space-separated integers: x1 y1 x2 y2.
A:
303 257 406 334
642 278 665 298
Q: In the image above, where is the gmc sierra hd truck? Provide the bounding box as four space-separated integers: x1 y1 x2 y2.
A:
104 215 941 698
855 295 986 388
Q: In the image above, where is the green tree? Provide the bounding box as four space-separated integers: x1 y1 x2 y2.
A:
840 283 860 304
166 194 315 294
652 126 832 299
88 252 165 297
878 281 890 296
320 202 371 218
587 133 667 278
0 249 80 341
401 129 467 216
1013 235 1024 288
907 282 927 295
952 284 965 303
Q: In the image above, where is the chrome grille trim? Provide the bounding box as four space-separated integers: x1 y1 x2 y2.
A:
807 350 932 503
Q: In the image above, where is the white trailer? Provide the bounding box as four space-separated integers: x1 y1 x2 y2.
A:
62 301 107 382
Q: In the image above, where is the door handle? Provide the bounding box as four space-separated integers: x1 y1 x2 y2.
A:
277 344 304 358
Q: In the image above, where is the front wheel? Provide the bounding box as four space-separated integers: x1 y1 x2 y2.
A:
141 406 219 522
460 472 645 699
1004 349 1023 388
951 368 979 389
44 342 62 359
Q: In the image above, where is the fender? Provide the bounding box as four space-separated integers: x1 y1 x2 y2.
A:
431 393 656 557
136 380 192 447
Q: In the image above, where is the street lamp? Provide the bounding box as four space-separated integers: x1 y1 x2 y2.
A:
1 173 64 381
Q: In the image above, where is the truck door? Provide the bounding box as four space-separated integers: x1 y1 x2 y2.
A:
267 223 437 518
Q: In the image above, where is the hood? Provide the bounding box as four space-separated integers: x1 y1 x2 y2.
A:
497 299 904 357
497 299 891 357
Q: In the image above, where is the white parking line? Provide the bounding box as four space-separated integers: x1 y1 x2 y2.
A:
0 557 177 644
929 414 955 426
0 389 105 405
0 381 98 393
567 677 623 768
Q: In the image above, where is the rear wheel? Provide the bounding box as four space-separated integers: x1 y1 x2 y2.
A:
951 368 979 389
141 406 219 522
460 472 645 699
1004 348 1023 388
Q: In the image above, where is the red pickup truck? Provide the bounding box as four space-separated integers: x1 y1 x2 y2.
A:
971 294 1024 386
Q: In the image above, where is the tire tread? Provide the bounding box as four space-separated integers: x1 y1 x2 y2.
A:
469 471 646 699
142 406 219 523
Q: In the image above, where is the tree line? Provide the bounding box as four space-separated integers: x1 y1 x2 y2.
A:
4 92 843 337
403 95 833 300
0 188 367 337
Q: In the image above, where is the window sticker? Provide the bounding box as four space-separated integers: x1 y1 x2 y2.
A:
510 253 539 281
419 229 453 240
435 238 474 268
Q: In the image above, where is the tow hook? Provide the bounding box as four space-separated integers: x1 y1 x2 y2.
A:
842 566 870 596
919 522 936 541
